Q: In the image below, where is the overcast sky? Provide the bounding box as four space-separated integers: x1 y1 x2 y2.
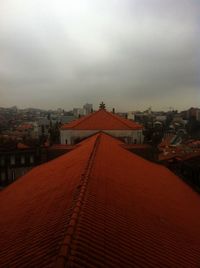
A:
0 0 199 111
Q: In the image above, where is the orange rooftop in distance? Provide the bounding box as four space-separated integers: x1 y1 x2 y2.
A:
61 108 142 130
60 107 144 144
1 133 200 267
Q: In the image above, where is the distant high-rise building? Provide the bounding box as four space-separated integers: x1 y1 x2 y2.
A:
196 110 200 121
83 103 93 115
187 107 200 120
73 108 85 117
127 111 135 120
73 104 93 117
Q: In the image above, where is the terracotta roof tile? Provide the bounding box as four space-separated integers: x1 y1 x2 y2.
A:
0 135 97 267
61 109 142 130
1 133 200 267
17 123 34 130
48 144 76 150
17 142 30 149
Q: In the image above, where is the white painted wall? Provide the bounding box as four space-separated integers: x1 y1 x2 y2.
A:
60 129 144 144
60 130 97 144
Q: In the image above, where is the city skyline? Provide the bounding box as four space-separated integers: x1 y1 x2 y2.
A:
0 102 199 113
0 0 199 111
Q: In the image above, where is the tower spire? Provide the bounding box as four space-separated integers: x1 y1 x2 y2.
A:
99 101 106 110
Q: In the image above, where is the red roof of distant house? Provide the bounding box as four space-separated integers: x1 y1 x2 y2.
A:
17 123 33 131
0 133 200 267
17 142 30 149
159 134 175 149
188 140 200 147
123 143 151 150
159 142 200 162
48 144 76 150
44 140 50 147
61 109 143 130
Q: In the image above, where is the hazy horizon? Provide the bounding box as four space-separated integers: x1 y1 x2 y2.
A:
0 0 199 111
0 102 198 113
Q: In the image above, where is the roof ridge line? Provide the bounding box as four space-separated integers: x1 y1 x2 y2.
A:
71 110 99 128
55 133 101 267
107 110 134 129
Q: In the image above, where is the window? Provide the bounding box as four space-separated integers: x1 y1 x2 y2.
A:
10 155 15 165
12 170 15 181
30 155 34 164
0 172 6 183
21 156 25 164
0 157 5 166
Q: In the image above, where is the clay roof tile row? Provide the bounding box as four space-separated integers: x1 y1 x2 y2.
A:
0 133 200 267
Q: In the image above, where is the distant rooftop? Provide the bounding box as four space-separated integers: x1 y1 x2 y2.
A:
61 108 142 130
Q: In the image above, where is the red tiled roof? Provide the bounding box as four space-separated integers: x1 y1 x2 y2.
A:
123 143 151 149
61 109 143 130
17 123 33 131
17 142 30 149
1 133 200 267
159 144 200 162
159 134 175 149
48 144 76 150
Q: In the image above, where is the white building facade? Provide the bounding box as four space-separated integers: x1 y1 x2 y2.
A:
60 129 143 145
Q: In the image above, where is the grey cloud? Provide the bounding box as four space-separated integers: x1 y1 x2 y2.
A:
0 0 199 111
